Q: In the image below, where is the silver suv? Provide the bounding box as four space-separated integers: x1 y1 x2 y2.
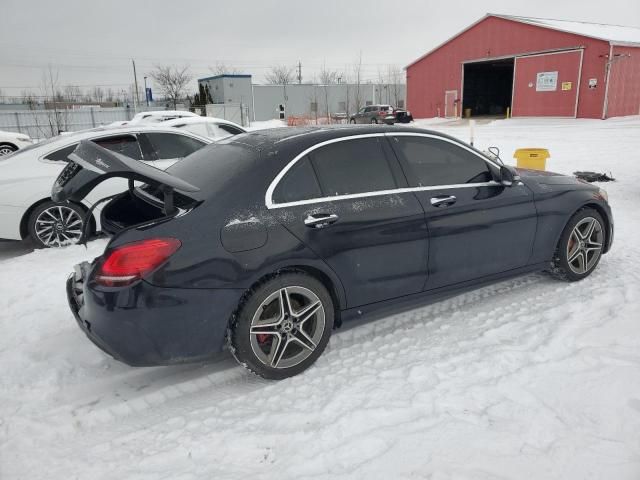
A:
349 105 396 124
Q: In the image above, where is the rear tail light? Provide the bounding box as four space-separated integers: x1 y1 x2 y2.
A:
94 238 181 287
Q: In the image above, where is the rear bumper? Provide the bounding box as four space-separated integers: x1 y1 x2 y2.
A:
67 262 245 366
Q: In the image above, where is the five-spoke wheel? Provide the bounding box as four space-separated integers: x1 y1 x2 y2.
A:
229 272 333 379
551 208 606 281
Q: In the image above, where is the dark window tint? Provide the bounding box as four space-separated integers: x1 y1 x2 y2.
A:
310 138 396 196
218 124 244 135
94 135 143 160
144 133 205 160
392 136 492 187
272 156 322 204
44 144 77 162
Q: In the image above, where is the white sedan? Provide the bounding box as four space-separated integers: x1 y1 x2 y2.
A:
109 110 200 127
162 116 246 140
0 125 211 248
0 130 33 156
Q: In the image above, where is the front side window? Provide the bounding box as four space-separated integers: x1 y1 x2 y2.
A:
144 133 206 160
309 138 396 196
391 136 492 187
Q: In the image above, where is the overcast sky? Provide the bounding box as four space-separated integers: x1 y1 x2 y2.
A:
2 0 639 98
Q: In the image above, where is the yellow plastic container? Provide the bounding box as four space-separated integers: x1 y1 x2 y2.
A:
513 148 550 171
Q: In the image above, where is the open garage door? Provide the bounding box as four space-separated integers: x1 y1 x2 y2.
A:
512 50 582 117
462 58 514 117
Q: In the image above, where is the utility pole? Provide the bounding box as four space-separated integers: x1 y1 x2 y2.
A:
132 59 140 113
143 76 149 106
297 61 302 84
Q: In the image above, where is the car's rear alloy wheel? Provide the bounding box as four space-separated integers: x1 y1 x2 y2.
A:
0 144 17 156
370 118 378 124
28 201 86 248
229 272 333 379
550 208 605 281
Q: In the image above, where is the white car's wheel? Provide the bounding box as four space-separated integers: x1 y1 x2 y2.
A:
0 144 17 156
28 201 87 248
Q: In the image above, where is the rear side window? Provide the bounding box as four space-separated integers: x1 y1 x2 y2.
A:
272 156 322 204
144 133 206 160
391 136 492 187
44 144 77 162
310 138 396 196
94 135 143 160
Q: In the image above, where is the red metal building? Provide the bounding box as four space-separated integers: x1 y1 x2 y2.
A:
406 14 640 119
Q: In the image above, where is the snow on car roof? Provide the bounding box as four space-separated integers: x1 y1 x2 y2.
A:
494 14 640 46
162 116 244 129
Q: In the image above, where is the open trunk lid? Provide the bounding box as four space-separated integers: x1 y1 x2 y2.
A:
52 140 199 205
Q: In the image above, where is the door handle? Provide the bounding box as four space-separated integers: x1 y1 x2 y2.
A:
304 213 339 228
430 195 457 207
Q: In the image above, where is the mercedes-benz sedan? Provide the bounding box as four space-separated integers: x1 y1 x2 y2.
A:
57 125 613 379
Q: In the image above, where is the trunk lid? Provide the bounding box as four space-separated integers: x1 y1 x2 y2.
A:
51 140 199 204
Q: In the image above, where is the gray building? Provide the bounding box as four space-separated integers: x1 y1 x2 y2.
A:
198 74 406 123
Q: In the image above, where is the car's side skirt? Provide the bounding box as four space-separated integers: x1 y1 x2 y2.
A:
339 262 549 327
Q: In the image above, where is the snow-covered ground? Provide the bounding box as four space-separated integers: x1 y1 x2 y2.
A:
1 117 640 479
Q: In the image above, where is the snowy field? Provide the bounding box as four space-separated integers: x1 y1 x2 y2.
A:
1 117 640 479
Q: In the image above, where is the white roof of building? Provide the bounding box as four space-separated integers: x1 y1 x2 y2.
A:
406 14 640 69
495 14 640 46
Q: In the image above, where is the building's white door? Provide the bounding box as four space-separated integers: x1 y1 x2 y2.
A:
444 90 458 118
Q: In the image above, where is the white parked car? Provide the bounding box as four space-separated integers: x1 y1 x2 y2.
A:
0 130 33 156
0 125 211 248
162 116 246 140
121 110 200 126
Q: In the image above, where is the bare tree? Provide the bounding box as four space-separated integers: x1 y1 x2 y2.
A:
90 86 105 103
63 85 83 103
387 65 404 107
352 52 364 112
265 65 295 85
41 66 68 136
210 62 241 76
105 88 115 103
149 65 193 109
319 63 339 85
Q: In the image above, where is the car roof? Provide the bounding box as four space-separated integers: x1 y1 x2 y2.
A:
162 116 245 129
132 110 199 119
226 125 438 149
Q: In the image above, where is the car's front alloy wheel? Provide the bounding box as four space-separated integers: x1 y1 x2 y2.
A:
229 272 333 379
550 208 605 281
28 201 86 248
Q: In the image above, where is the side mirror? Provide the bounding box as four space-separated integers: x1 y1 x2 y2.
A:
499 165 520 187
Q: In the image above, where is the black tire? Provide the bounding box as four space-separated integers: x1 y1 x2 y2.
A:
370 118 378 124
228 272 334 380
28 201 87 248
349 119 356 124
549 208 606 281
0 143 18 156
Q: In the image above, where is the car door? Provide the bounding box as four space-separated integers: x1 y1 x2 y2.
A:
388 133 538 290
354 107 366 124
140 132 208 169
270 135 428 308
